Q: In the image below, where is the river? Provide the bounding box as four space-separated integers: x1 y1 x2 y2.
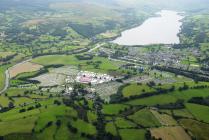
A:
113 10 184 45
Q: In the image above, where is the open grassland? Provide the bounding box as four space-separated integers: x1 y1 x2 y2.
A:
87 111 97 123
126 87 209 106
0 116 37 136
115 117 137 128
122 83 155 97
150 126 191 140
71 119 96 135
173 109 194 118
119 129 146 140
6 88 35 96
102 104 129 115
171 88 209 101
13 97 34 106
105 122 117 136
36 125 57 140
151 110 177 126
35 105 77 132
32 55 124 74
0 96 10 107
185 103 209 123
180 119 209 140
126 94 177 106
9 62 43 78
128 108 161 127
54 119 85 140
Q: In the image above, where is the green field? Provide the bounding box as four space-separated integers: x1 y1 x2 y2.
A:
0 116 37 136
186 103 209 123
180 119 209 140
128 109 161 127
32 55 123 73
115 117 137 128
173 109 194 118
0 96 10 107
122 83 155 97
119 129 146 140
102 104 129 115
126 94 177 106
105 122 117 136
71 119 96 135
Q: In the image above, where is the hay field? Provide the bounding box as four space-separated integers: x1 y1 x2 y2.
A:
150 126 191 140
9 62 43 78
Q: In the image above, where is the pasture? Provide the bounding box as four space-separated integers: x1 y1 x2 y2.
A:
119 129 146 140
180 119 209 140
150 126 191 140
122 83 155 97
185 103 209 123
32 55 124 74
102 104 129 115
105 122 117 136
150 110 177 126
128 108 161 127
115 117 137 128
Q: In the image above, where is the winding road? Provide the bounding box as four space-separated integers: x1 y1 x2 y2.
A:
0 58 32 94
0 70 10 94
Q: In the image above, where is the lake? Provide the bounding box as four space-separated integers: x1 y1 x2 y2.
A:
112 10 184 45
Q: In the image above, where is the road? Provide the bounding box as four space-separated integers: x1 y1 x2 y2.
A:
0 70 10 94
88 43 104 53
0 58 32 94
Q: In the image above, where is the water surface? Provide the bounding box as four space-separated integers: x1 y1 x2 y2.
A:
113 10 184 45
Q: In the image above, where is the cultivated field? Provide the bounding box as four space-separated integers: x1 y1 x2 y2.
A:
151 110 177 126
150 126 191 140
9 62 43 78
180 119 209 140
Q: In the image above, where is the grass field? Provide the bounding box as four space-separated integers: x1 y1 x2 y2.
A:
102 104 129 115
71 119 96 135
126 94 177 106
32 55 123 73
125 87 209 107
0 116 37 136
87 111 97 123
173 109 194 118
119 129 146 140
180 119 209 140
151 110 177 126
185 103 209 123
36 125 57 140
171 88 209 101
115 117 137 128
0 96 10 107
128 108 161 127
105 122 117 136
35 105 77 132
150 126 191 140
122 83 155 97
